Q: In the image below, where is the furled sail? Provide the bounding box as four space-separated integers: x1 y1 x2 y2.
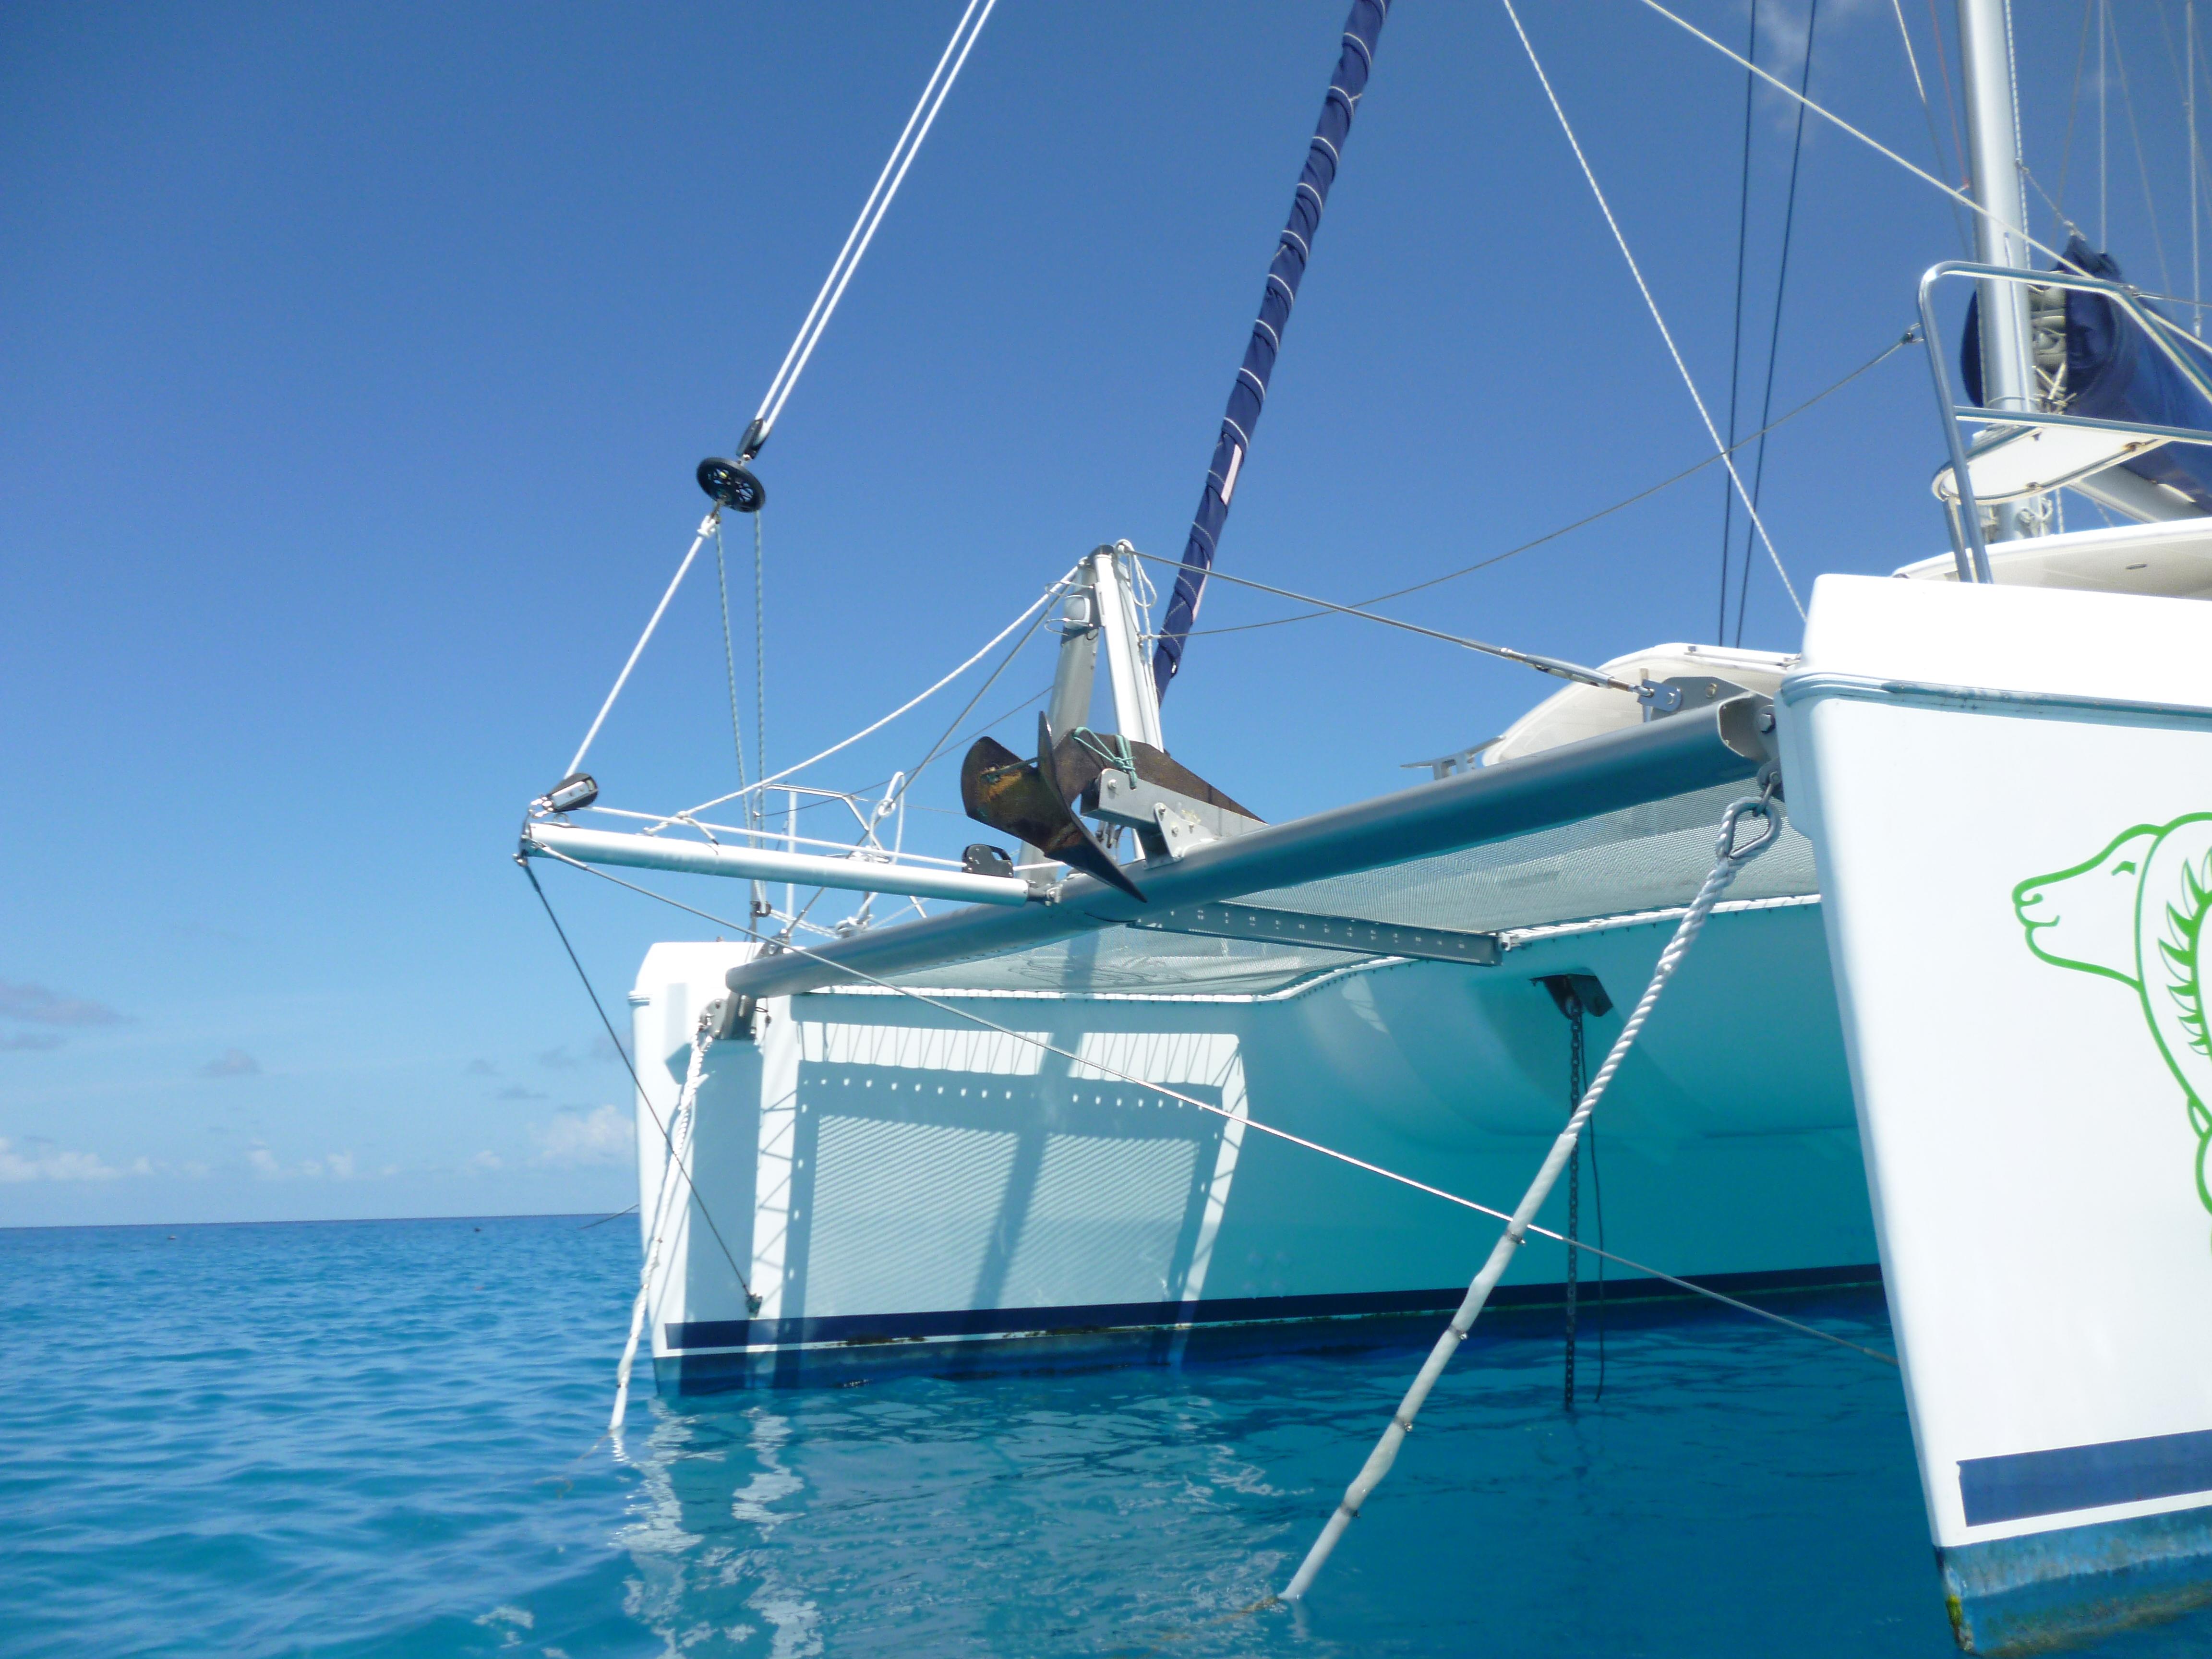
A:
1964 235 2212 511
1149 0 1389 702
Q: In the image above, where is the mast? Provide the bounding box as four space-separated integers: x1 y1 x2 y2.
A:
1956 0 2044 540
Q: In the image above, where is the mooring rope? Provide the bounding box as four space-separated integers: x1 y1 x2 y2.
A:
1278 790 1785 1601
611 1012 715 1434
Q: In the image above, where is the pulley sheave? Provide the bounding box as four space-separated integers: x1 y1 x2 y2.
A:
697 457 765 513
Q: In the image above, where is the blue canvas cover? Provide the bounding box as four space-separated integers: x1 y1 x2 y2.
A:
1150 0 1390 702
1963 236 2212 510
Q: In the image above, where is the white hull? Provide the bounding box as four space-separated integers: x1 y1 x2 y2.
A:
630 896 1872 1393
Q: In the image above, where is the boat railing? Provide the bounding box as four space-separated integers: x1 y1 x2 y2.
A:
1916 259 2212 583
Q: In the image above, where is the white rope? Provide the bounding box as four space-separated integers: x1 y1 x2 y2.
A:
567 513 718 779
1279 792 1784 1602
750 0 998 445
611 1013 715 1434
1503 0 1805 621
677 575 1068 819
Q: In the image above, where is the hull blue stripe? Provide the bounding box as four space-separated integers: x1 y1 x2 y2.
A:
664 1262 1880 1352
1960 1428 2212 1526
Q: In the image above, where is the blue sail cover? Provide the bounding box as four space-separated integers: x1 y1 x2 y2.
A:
1150 0 1390 702
1963 236 2212 511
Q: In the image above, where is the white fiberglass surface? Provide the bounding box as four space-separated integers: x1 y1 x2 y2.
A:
1893 515 2212 599
802 1118 1018 1314
997 1133 1200 1307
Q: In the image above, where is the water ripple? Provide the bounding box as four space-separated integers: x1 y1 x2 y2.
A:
10 1217 2212 1656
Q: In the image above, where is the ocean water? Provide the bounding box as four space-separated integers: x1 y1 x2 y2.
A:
7 1216 2212 1659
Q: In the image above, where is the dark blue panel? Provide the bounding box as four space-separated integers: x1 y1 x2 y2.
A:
663 1261 1881 1353
1150 0 1390 703
1959 1428 2212 1526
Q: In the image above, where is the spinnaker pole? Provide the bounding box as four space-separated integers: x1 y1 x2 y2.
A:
1149 0 1390 702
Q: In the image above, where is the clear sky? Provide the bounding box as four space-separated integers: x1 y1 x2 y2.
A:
4 0 2196 1225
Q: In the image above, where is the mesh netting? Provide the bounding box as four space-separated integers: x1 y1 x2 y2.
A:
883 927 1372 998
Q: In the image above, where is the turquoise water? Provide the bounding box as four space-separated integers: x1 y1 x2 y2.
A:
7 1216 2210 1658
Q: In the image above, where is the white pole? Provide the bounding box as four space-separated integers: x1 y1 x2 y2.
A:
1092 546 1164 748
523 823 1031 907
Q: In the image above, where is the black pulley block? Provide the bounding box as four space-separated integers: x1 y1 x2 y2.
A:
697 457 766 513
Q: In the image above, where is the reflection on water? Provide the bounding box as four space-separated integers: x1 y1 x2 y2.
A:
27 1217 2212 1658
604 1292 1975 1659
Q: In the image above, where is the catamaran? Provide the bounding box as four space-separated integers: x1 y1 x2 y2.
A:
517 1 2212 1648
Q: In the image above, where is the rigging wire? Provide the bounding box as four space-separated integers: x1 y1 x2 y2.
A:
881 595 1062 812
1632 0 2080 275
566 513 718 779
530 842 1900 1372
752 512 768 823
2111 8 2177 294
1892 0 1973 251
1735 0 1822 649
2148 0 2208 331
712 519 750 793
675 579 1067 821
1181 329 1915 643
1122 549 1642 692
746 0 998 449
1719 0 1759 644
514 856 756 1304
1923 0 1972 204
1502 0 1805 619
636 680 1054 838
2054 0 2095 234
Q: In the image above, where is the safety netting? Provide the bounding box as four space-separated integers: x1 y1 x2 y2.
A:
864 781 1817 999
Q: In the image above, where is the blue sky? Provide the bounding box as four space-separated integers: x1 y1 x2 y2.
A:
4 0 2199 1224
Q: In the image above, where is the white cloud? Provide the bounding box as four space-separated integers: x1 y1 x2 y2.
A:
199 1048 262 1078
0 1137 149 1181
532 1105 630 1168
248 1144 328 1179
326 1151 356 1179
469 1150 504 1172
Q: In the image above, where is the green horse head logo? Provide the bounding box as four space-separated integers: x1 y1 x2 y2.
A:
2014 814 2212 1225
